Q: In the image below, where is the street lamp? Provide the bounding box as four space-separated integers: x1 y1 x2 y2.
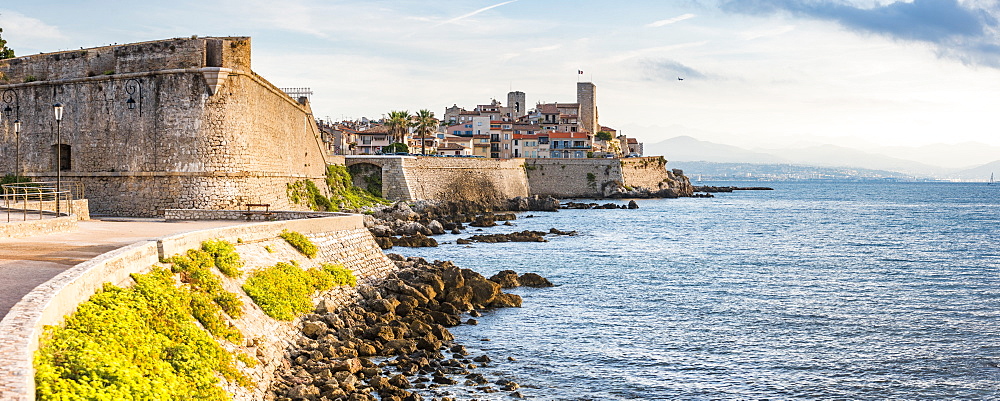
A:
2 89 19 178
124 78 142 115
53 102 64 215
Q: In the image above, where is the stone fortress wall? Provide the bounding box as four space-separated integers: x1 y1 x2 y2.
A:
345 156 530 204
0 37 328 216
0 215 397 401
524 156 691 198
347 155 688 201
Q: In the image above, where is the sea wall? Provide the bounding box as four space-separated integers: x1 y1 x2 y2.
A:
525 156 690 198
0 37 328 217
0 215 396 401
345 156 530 204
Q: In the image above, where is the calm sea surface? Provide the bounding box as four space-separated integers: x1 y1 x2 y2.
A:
403 182 1000 400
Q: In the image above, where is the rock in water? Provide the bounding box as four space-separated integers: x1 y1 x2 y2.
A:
519 272 554 288
489 270 520 288
627 200 639 209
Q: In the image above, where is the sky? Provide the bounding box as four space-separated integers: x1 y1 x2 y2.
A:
3 0 1000 151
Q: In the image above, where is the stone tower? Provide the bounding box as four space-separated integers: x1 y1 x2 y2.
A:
507 91 526 118
577 82 598 134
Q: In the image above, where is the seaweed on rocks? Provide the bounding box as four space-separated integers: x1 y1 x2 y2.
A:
270 257 552 400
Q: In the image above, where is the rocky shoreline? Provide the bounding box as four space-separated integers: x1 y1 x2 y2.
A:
269 256 553 401
693 185 774 192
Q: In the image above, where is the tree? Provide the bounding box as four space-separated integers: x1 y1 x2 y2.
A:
383 142 409 154
413 109 438 155
385 110 412 145
0 27 14 59
596 131 614 141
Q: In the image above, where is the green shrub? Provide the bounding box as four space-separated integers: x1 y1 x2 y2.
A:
330 165 390 208
242 261 326 320
279 230 317 258
202 239 243 278
286 180 333 211
322 263 357 287
242 261 356 321
236 352 259 368
1 174 30 185
167 248 244 319
35 268 251 400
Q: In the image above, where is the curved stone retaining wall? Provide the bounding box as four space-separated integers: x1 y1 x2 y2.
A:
0 214 396 401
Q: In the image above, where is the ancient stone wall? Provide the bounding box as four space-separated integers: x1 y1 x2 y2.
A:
344 156 529 204
0 37 327 216
402 157 529 205
525 156 687 198
0 215 397 401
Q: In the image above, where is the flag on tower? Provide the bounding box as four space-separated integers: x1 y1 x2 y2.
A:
578 70 583 75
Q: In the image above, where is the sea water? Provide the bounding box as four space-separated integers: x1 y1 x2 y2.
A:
403 182 1000 400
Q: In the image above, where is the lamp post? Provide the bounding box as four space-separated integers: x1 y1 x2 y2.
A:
53 102 64 215
2 89 19 178
124 78 141 116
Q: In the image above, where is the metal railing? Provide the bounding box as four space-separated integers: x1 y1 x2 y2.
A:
1 181 83 223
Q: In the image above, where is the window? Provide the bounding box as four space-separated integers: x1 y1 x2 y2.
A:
52 144 71 171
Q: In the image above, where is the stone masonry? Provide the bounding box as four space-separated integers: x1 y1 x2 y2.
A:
0 37 328 217
0 214 397 401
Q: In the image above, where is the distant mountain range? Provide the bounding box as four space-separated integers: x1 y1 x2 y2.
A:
645 136 999 181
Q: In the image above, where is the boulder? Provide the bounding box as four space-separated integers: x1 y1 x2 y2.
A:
301 321 328 338
488 293 522 308
489 270 520 288
427 220 445 235
330 358 363 374
519 272 554 288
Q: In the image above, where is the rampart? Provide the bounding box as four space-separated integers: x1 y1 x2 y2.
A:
0 215 397 401
345 156 530 204
526 156 690 198
0 37 328 217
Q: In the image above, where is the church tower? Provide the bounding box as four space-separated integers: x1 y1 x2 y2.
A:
507 91 526 118
577 82 597 134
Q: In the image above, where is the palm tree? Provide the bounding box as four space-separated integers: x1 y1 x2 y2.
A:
385 110 412 146
413 109 438 155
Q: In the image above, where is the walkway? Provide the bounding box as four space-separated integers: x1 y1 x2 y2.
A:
0 218 248 319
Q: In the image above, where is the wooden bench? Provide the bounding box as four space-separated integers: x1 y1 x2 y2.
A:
241 203 273 220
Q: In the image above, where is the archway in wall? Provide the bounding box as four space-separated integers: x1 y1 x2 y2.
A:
347 163 384 198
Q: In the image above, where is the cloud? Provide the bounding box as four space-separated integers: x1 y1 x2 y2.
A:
740 24 797 40
647 13 697 27
430 0 519 28
609 41 710 63
639 58 710 80
527 44 561 52
0 10 65 40
719 0 1000 67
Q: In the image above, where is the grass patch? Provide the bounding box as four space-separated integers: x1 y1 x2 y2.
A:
35 268 251 401
279 230 317 258
242 261 355 321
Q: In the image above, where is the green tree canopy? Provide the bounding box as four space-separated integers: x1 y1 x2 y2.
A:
0 27 14 59
385 110 412 145
413 109 438 155
596 131 614 141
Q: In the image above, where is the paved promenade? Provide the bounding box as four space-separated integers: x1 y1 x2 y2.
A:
0 218 247 319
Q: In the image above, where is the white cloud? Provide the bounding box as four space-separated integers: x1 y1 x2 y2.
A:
430 0 519 28
646 13 696 28
528 44 561 52
0 10 65 40
740 25 796 40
